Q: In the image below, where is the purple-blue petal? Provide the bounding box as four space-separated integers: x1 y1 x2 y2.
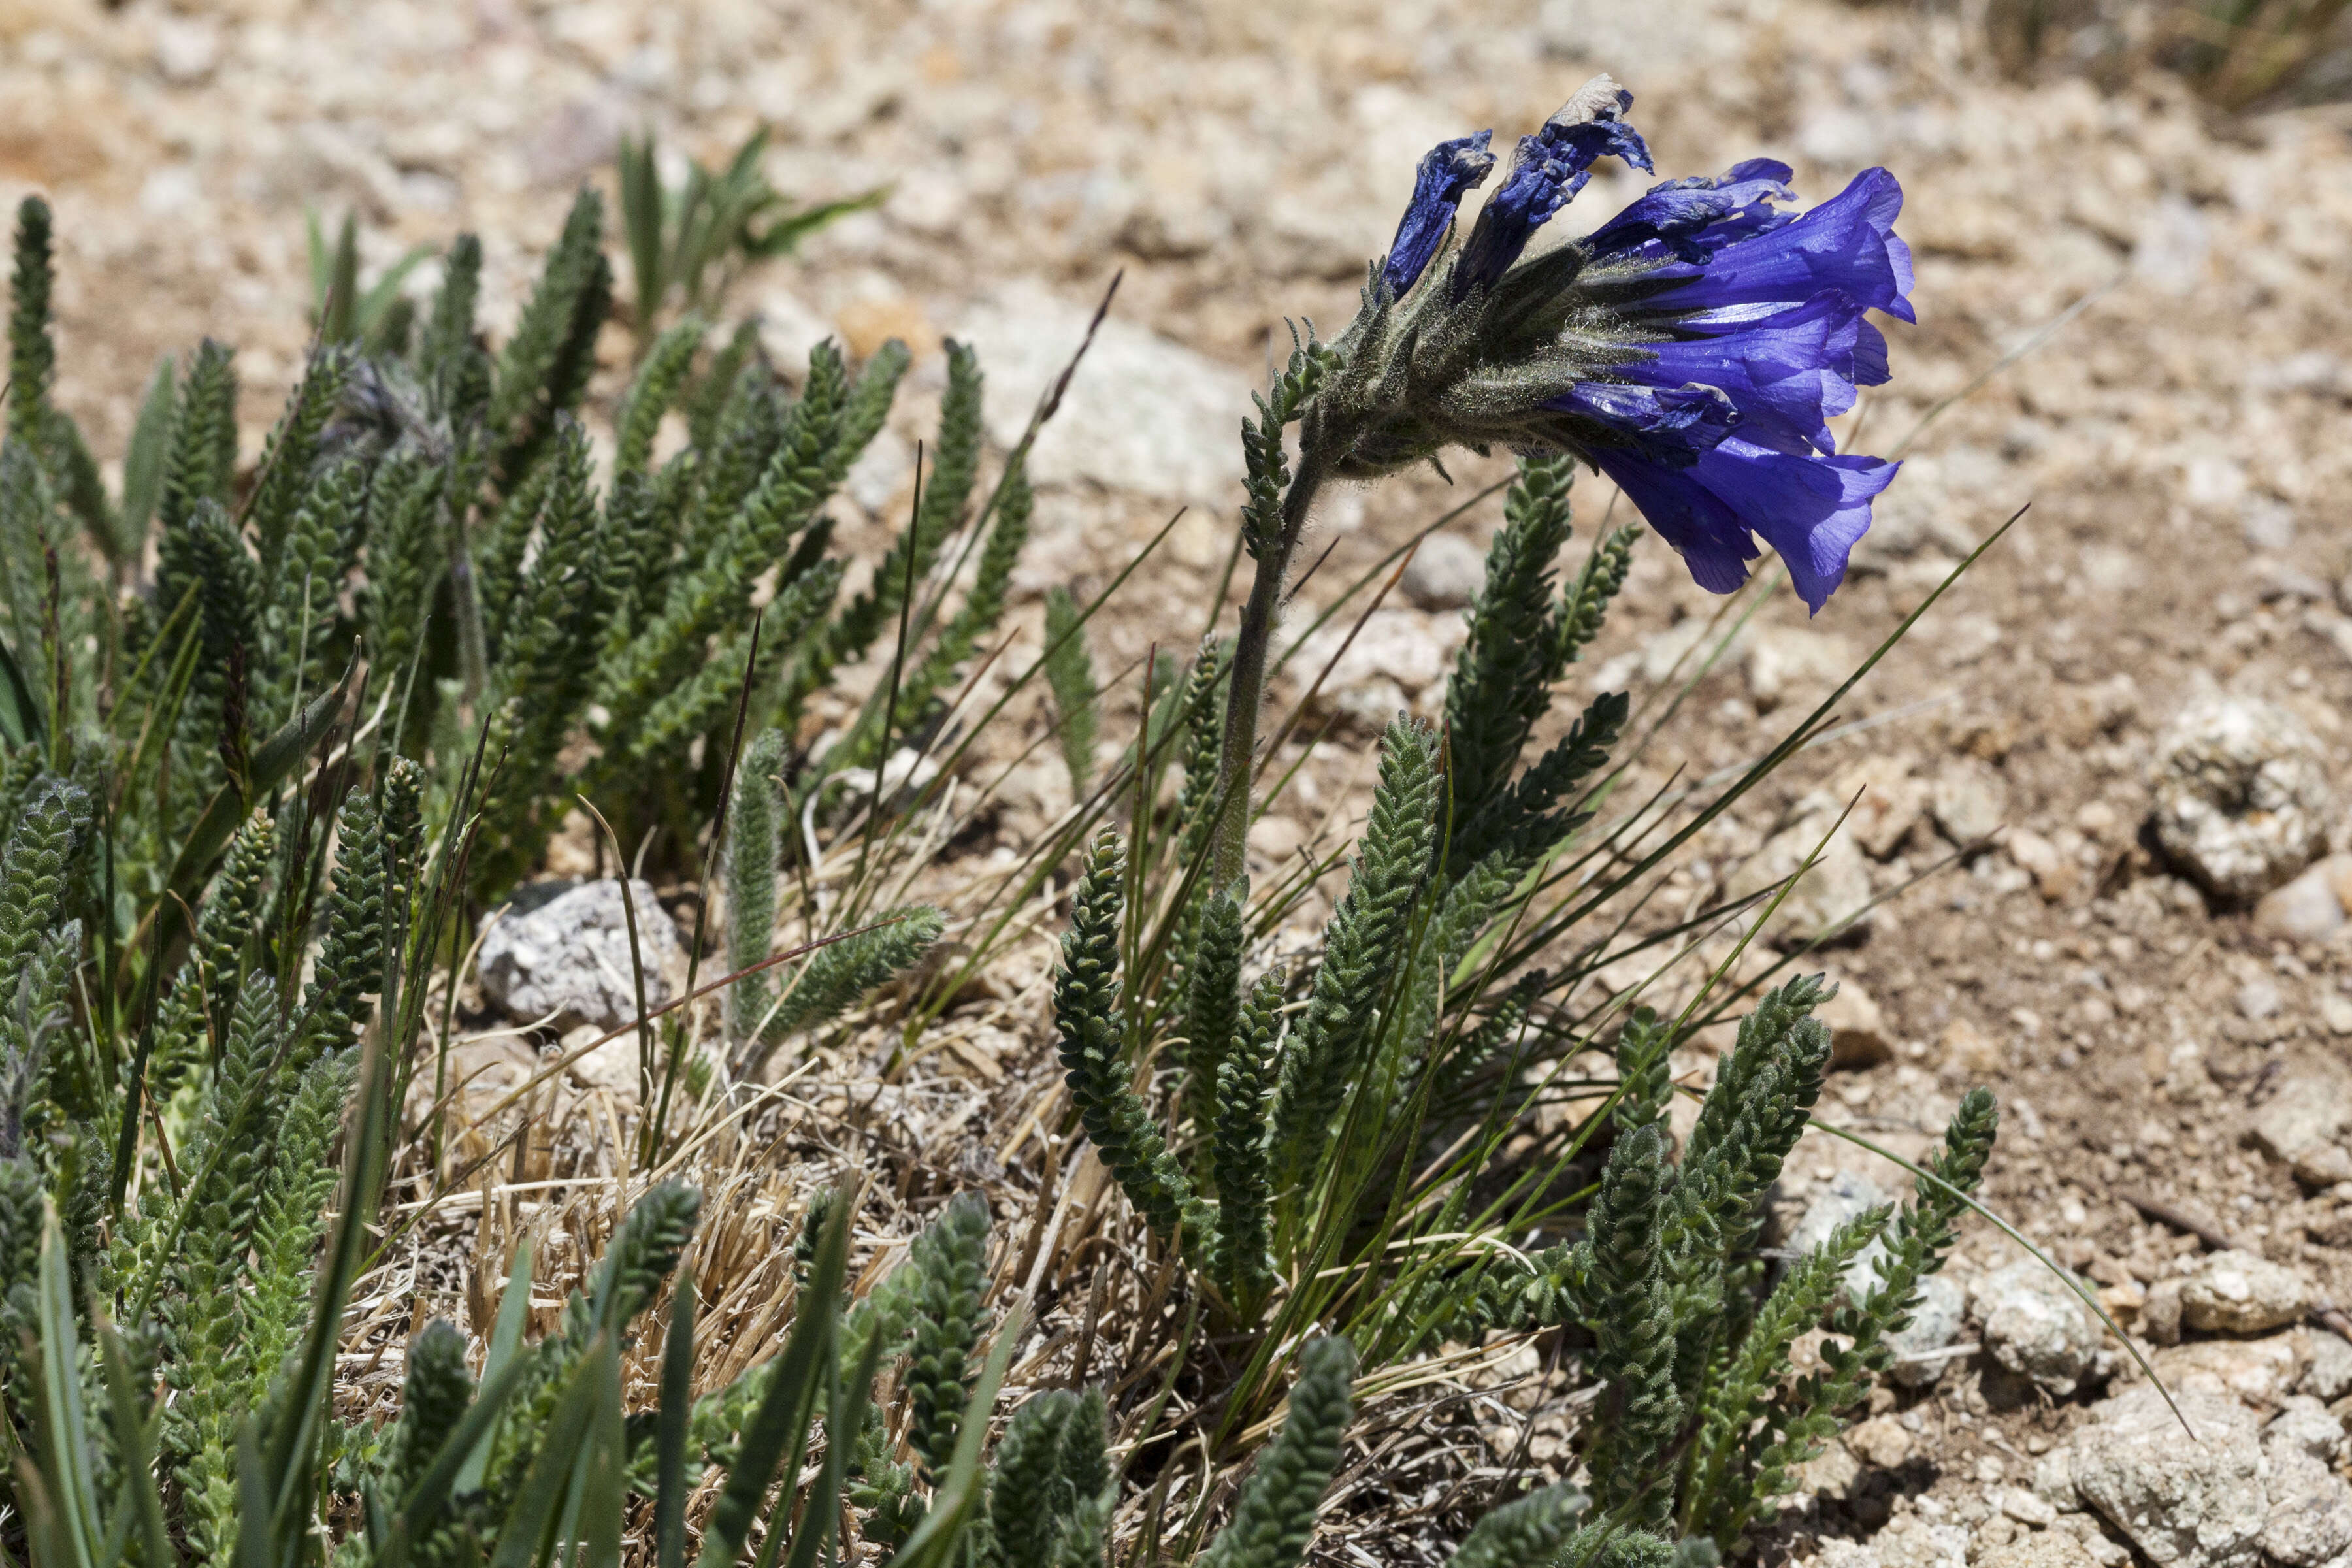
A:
1382 131 1497 296
1591 435 1898 612
1585 161 1796 263
1550 381 1740 466
1453 85 1655 299
1618 290 1887 457
1633 167 1916 324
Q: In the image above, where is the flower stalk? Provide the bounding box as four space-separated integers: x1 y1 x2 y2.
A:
1207 441 1326 896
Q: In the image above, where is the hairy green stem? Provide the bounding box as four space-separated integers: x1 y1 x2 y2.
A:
1208 451 1324 894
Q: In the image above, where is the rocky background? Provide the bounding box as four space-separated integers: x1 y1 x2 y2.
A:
8 0 2352 1563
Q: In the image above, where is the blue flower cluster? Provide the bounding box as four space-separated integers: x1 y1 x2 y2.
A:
1381 83 1914 612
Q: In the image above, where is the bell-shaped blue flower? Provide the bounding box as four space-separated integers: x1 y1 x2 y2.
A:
1554 164 1914 610
1340 86 1916 613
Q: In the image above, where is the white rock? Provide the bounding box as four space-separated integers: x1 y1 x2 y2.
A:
1975 1531 2099 1568
825 747 941 813
1930 759 2009 847
844 425 914 512
1888 1272 1968 1388
478 880 683 1032
2319 992 2352 1037
2268 1396 2345 1464
2251 855 2352 941
559 1022 649 1106
2151 1334 2304 1405
2051 1514 2135 1568
1971 1259 2102 1396
1797 106 1882 167
2150 695 2331 903
1746 624 1856 711
2244 1073 2352 1178
2262 1401 2352 1567
956 279 1248 504
2133 193 2211 297
2006 827 2082 902
2236 975 2281 1020
153 17 223 84
1810 1543 1882 1568
1332 677 1411 732
1855 487 1980 567
1820 979 1895 1068
415 1037 540 1121
1399 532 1488 610
754 289 840 372
2033 1446 2078 1507
2067 1386 2266 1568
1837 764 1927 860
1293 608 1464 699
2179 1249 2311 1334
1846 1414 1914 1469
2295 1144 2352 1187
2300 1328 2352 1401
1868 1516 1969 1568
2000 1485 2061 1527
1795 1437 1863 1501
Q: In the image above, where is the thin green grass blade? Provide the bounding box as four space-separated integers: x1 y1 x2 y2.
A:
357 244 436 343
234 1422 273 1568
779 1316 886 1568
262 1024 398 1553
161 655 351 910
0 630 42 749
113 584 201 762
457 1237 535 1493
1482 506 2023 986
323 212 359 342
1265 478 1512 685
32 1212 101 1568
582 1336 629 1568
654 1266 697 1568
621 131 665 320
747 188 887 258
304 206 331 317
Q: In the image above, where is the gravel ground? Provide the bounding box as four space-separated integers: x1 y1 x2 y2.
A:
14 0 2352 1560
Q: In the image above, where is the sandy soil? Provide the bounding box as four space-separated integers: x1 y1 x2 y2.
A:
12 0 2352 1556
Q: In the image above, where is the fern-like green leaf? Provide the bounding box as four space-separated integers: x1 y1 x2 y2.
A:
1198 1335 1354 1568
615 318 704 483
1052 828 1192 1241
904 1192 990 1477
1183 887 1245 1138
1210 972 1282 1314
1042 587 1099 796
738 902 942 1077
7 195 54 446
1447 1483 1588 1568
722 729 785 1048
1576 1120 1680 1525
1267 714 1438 1200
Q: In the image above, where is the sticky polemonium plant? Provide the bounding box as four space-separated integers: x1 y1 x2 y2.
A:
1205 73 1912 889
